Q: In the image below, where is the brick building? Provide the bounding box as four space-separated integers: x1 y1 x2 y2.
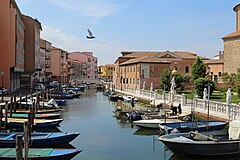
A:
114 51 203 90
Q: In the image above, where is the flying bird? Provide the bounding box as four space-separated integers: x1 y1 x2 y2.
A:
86 29 95 39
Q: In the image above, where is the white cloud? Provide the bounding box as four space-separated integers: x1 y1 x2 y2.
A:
41 25 121 65
48 0 123 19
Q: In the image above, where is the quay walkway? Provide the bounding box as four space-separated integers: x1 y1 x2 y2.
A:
115 88 240 121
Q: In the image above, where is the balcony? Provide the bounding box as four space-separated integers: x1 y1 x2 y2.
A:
45 52 51 60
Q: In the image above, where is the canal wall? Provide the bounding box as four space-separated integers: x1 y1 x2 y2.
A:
115 88 240 121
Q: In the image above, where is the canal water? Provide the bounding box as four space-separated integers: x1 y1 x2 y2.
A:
58 90 238 160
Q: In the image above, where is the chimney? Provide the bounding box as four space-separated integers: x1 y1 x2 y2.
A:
233 4 240 31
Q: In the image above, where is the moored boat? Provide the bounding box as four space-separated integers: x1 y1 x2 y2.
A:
0 148 82 160
0 132 79 147
15 108 64 114
123 95 137 102
159 121 228 134
133 119 182 129
158 120 240 156
2 118 63 128
6 113 61 119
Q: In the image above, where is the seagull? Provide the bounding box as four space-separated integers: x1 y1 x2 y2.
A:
86 29 95 39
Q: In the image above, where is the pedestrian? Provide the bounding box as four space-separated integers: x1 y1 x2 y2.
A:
177 103 182 114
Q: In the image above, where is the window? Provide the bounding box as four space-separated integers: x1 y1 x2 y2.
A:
88 58 91 62
185 66 189 73
218 72 222 77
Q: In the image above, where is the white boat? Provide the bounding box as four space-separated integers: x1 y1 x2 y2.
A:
123 96 137 102
133 119 182 129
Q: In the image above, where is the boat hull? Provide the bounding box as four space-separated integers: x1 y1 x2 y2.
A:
133 119 181 129
0 132 79 147
159 132 240 156
0 148 82 160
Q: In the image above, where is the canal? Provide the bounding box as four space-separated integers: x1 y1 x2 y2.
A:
58 90 171 160
58 90 237 160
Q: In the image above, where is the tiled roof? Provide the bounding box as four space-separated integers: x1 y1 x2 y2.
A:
121 51 198 59
119 55 171 65
222 30 240 39
203 59 224 64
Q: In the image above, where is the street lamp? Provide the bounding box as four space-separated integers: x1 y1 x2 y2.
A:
1 70 4 102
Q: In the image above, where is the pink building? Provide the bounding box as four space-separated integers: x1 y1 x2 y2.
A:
70 52 98 80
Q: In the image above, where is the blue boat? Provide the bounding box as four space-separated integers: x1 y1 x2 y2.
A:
55 99 66 106
0 132 79 147
0 148 82 160
2 118 63 128
50 93 73 99
159 121 228 134
103 91 112 96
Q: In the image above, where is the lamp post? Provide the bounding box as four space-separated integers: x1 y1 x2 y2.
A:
1 70 4 102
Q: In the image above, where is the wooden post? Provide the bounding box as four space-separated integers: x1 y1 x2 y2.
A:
19 92 22 109
25 93 28 109
10 96 13 117
14 95 16 113
24 121 29 160
4 102 8 129
16 135 23 160
0 104 2 131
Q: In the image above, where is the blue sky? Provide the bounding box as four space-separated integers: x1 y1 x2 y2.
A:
16 0 239 65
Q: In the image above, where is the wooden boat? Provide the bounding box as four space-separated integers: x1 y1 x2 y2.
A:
2 118 63 128
142 111 191 120
123 95 137 102
6 113 61 119
0 148 82 160
109 94 118 101
158 120 240 156
159 121 228 134
15 108 64 114
0 132 79 147
133 119 182 129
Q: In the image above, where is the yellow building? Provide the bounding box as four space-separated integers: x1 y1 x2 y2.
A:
98 64 115 82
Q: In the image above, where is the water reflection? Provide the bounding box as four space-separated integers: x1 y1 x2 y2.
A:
133 128 161 136
169 154 240 160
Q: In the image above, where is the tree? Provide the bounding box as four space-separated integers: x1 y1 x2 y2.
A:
160 69 171 91
160 69 183 92
194 77 215 97
236 67 240 98
191 56 207 81
191 56 215 96
222 72 229 85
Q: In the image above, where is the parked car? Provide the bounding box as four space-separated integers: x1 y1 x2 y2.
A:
34 84 45 90
0 87 8 95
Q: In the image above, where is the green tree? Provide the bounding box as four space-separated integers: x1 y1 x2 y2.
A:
191 56 207 81
228 73 237 88
222 72 229 85
236 68 240 98
194 77 215 97
160 69 171 91
160 69 183 92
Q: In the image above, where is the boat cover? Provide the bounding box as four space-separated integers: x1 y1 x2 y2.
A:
229 120 240 140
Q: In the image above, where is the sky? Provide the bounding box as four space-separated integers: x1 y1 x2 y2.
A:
16 0 240 65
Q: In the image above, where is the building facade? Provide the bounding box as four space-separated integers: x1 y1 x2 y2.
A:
70 51 98 83
50 47 70 84
222 4 240 74
40 38 52 83
0 0 25 92
98 64 115 82
21 15 42 88
114 51 204 90
69 60 87 85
